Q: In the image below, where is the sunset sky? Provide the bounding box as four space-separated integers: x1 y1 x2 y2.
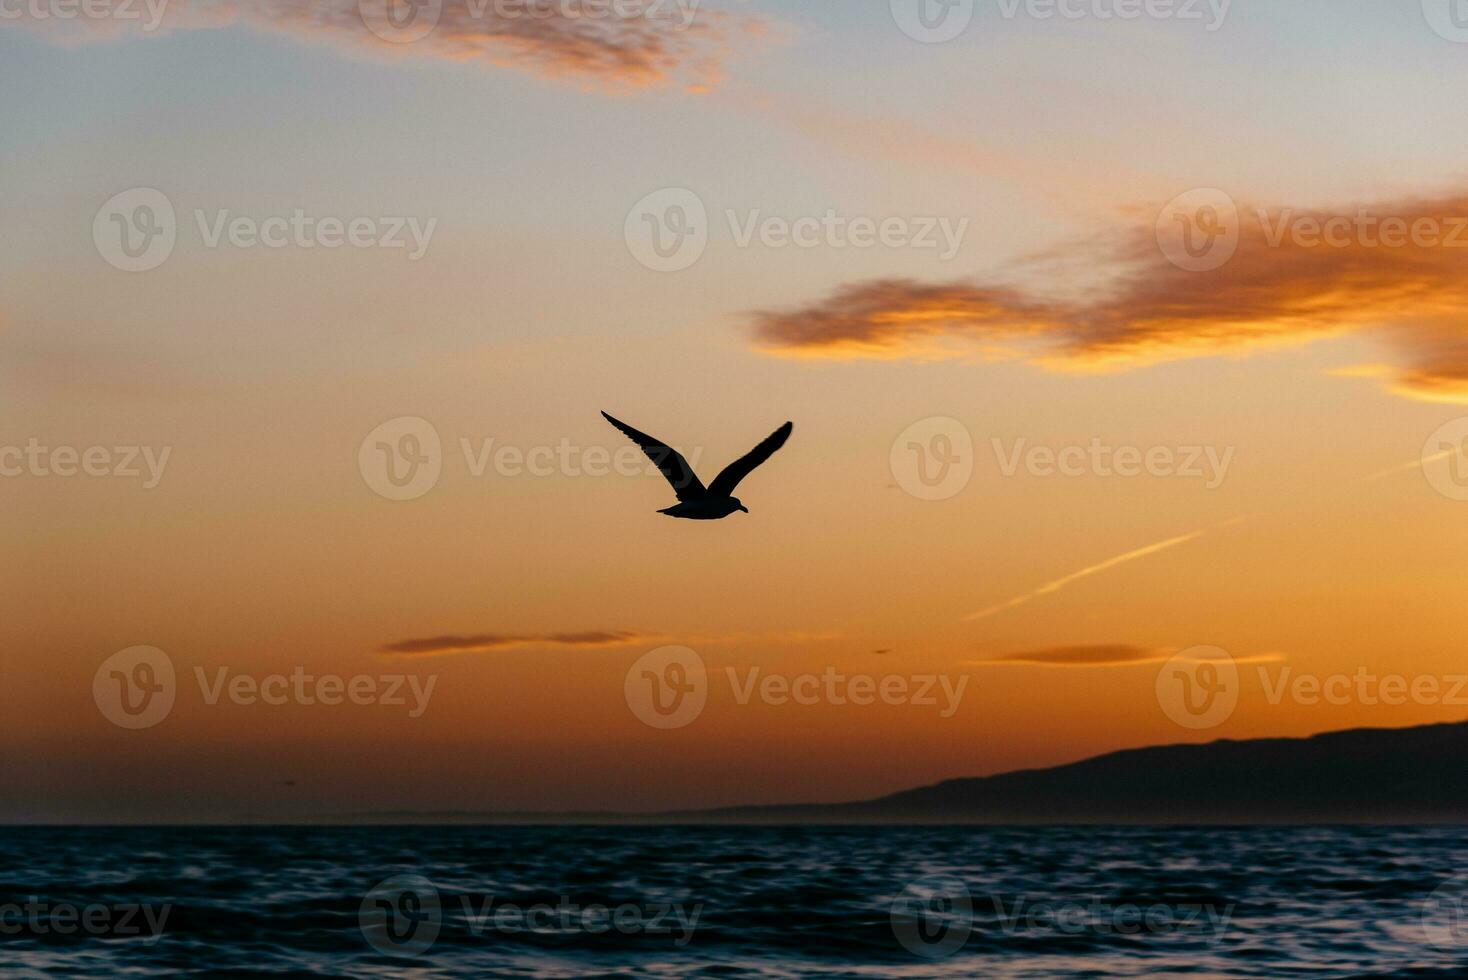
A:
5 0 1468 822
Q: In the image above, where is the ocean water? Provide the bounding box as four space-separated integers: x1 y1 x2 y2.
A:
1 825 1466 978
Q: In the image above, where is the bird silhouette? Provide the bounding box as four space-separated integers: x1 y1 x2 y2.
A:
601 412 793 519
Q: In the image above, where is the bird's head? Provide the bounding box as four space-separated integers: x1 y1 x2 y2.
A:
733 498 749 514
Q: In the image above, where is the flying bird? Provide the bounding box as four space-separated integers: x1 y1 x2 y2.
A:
601 412 793 520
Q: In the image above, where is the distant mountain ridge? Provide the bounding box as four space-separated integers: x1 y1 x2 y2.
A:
681 720 1468 824
330 720 1468 825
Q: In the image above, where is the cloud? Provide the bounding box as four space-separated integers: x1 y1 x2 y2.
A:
753 190 1468 402
381 629 648 657
973 644 1174 667
379 627 840 657
16 0 768 92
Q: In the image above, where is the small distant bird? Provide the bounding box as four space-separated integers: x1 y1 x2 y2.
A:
601 412 793 520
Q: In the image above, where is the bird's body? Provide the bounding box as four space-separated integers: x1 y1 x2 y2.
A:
657 498 747 520
600 412 793 520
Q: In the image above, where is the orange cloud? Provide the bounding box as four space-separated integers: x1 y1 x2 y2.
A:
379 627 842 658
382 629 648 657
17 0 767 91
753 191 1468 402
973 644 1173 667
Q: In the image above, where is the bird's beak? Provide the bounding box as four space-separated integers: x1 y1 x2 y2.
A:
738 505 749 513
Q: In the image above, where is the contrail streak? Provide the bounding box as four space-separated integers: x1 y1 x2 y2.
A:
965 442 1447 624
963 516 1250 622
1363 447 1452 482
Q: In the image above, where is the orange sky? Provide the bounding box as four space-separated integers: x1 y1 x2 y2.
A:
4 1 1468 821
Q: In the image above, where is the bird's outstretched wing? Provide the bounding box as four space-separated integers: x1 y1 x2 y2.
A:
601 412 706 501
708 421 793 498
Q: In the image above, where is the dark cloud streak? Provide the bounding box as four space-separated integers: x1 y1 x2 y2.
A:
382 629 647 657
